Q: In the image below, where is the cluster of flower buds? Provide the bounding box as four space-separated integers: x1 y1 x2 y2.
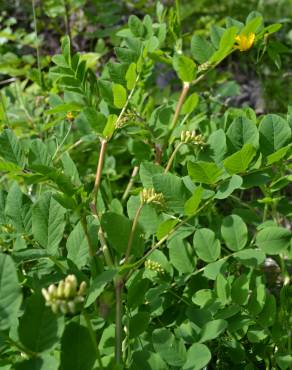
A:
145 260 165 274
66 111 74 121
42 275 86 315
180 130 206 149
198 61 211 73
140 188 164 206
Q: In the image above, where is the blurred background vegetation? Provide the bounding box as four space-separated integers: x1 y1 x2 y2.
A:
0 0 291 114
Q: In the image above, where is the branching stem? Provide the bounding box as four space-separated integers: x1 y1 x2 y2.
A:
122 166 139 202
93 138 107 204
125 204 143 263
164 142 183 173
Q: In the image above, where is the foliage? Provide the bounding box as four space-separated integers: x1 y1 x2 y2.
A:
0 1 291 370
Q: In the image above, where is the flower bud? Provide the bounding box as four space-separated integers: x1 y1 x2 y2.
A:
42 275 86 315
140 188 164 206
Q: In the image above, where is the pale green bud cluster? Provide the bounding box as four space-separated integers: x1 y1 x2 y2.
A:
140 188 164 206
180 130 206 148
198 62 211 72
42 275 86 315
145 259 165 274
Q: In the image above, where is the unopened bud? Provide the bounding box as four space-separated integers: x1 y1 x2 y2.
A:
140 188 164 206
180 130 206 148
42 275 86 315
145 259 165 274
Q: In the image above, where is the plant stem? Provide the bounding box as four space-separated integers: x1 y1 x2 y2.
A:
31 0 43 88
122 166 139 202
175 0 181 27
169 81 190 132
98 225 114 267
83 310 104 370
125 204 143 263
63 0 71 40
115 277 124 364
93 138 107 204
164 142 183 173
90 203 114 268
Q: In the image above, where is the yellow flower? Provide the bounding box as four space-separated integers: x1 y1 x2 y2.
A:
66 111 74 121
235 32 255 52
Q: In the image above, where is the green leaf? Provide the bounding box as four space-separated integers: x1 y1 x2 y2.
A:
226 116 259 152
216 273 230 305
125 62 137 90
221 214 248 251
60 321 96 370
83 108 106 134
215 175 242 199
266 145 290 165
199 319 228 342
248 279 266 315
276 354 292 370
157 219 178 240
184 186 204 215
210 26 238 63
127 274 150 309
256 226 291 254
258 293 276 327
101 212 144 256
181 93 199 115
29 139 52 167
61 152 81 186
210 25 225 48
0 159 21 173
129 311 150 338
66 221 89 268
241 16 263 35
5 182 32 233
103 114 117 140
259 114 291 156
31 165 76 195
32 192 66 254
199 129 227 164
131 351 167 370
46 102 82 115
191 35 215 63
231 274 249 305
223 144 256 174
233 249 265 267
18 293 64 353
0 253 22 330
128 15 145 38
152 173 190 213
183 343 211 370
152 328 186 367
127 196 159 237
168 238 195 274
112 83 127 109
0 129 24 166
108 62 128 85
86 269 117 307
193 228 221 262
140 162 163 188
172 54 196 82
188 161 223 184
203 259 228 280
61 35 71 65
